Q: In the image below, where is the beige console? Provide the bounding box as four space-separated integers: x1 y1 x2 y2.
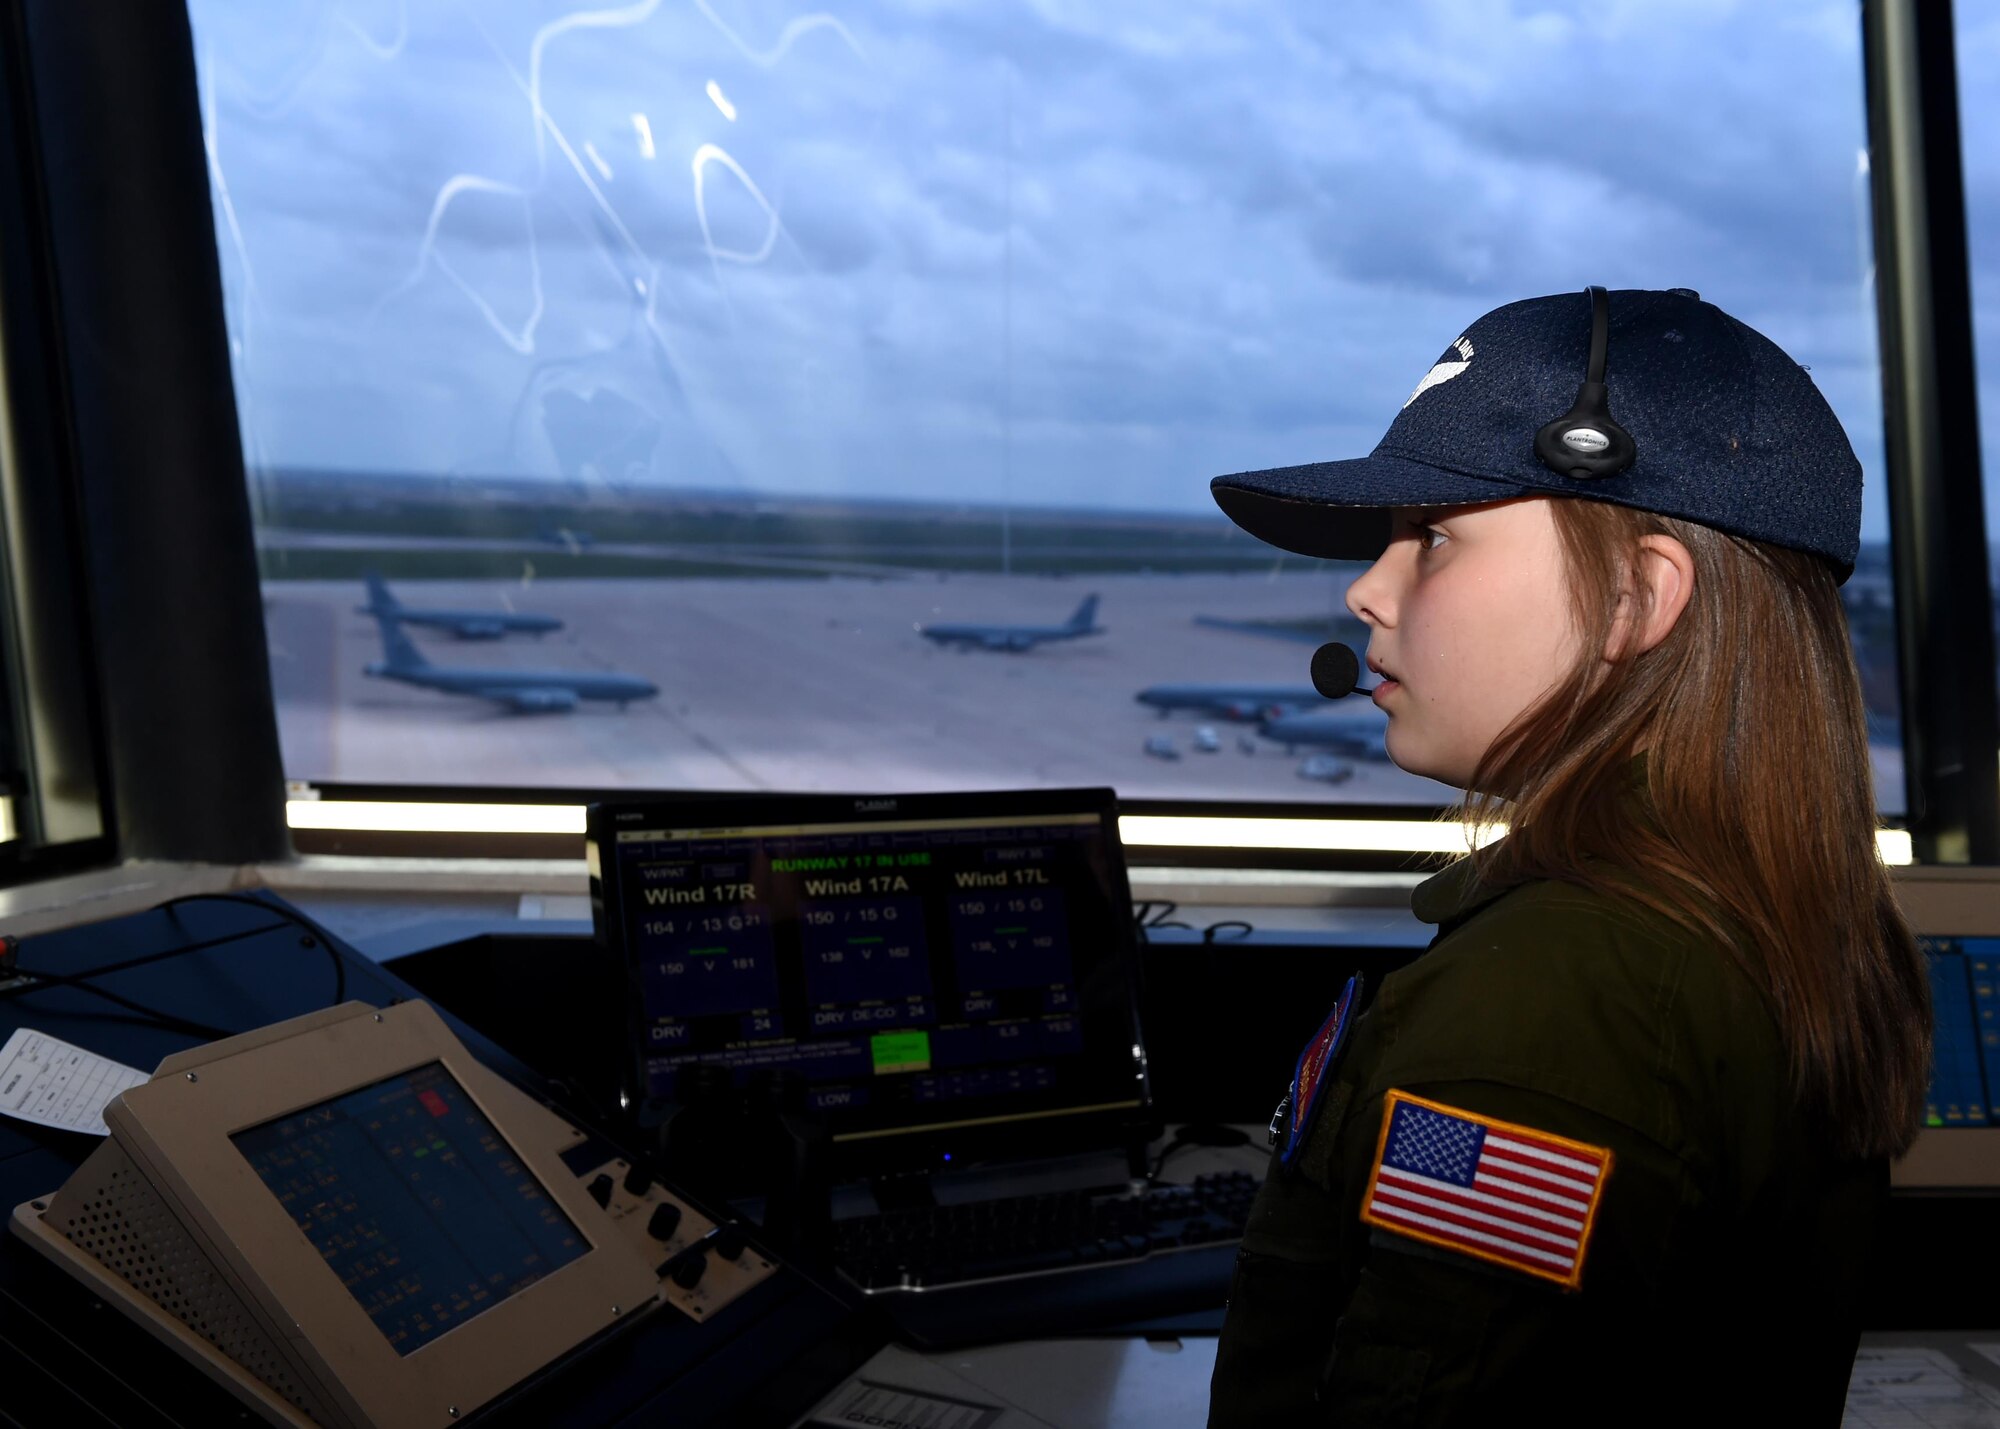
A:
10 1001 662 1429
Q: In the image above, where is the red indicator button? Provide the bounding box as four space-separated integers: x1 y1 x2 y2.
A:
418 1089 451 1119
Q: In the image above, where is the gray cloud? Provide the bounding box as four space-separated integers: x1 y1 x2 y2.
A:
184 0 1978 537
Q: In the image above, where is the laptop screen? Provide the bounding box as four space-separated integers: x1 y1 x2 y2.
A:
588 790 1149 1165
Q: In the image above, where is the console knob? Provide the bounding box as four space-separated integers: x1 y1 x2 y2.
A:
711 1226 746 1262
586 1173 614 1209
646 1202 683 1241
622 1164 654 1197
670 1250 707 1289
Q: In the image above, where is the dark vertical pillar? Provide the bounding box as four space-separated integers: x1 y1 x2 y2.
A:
1864 0 1999 863
16 1 288 862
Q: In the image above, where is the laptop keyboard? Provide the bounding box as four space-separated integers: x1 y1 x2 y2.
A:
832 1170 1258 1292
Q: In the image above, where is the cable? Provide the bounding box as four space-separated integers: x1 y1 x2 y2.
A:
1132 901 1256 946
1133 899 1191 944
152 892 348 1007
1147 1122 1253 1184
1 912 322 990
1 891 350 1042
1147 1128 1195 1183
0 960 232 1039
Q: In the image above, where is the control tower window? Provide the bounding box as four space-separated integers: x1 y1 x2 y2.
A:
183 1 1904 813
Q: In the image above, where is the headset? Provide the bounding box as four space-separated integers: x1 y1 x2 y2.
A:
1533 285 1637 479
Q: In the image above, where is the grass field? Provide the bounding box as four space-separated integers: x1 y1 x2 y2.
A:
257 548 831 582
251 469 1329 580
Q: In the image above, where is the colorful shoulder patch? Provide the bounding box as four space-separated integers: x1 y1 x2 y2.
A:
1359 1090 1613 1291
1271 975 1359 1168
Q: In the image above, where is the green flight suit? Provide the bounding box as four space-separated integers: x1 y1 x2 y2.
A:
1207 852 1886 1428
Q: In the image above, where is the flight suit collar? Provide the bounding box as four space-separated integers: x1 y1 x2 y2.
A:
1410 758 1653 936
1409 847 1511 934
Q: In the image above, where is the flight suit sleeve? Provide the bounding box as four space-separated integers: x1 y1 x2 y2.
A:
1315 1078 1699 1428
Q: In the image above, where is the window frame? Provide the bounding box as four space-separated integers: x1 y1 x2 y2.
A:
0 0 1991 876
0 0 115 881
0 0 287 886
1865 0 2000 864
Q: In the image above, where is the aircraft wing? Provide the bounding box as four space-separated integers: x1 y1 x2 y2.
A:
479 687 579 713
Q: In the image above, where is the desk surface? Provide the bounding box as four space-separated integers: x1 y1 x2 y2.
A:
795 1333 2000 1428
5 871 2000 1429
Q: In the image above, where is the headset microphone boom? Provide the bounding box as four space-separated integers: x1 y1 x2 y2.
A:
1308 642 1380 700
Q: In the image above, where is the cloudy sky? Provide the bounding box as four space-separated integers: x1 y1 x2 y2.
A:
183 0 1997 537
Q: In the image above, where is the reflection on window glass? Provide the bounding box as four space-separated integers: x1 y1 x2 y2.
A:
1960 5 2000 793
185 0 1900 811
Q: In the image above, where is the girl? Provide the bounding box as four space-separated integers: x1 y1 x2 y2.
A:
1203 287 1930 1427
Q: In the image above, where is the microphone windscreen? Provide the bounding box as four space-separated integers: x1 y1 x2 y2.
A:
1310 641 1362 699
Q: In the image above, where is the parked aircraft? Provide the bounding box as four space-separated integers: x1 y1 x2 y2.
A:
1257 710 1392 761
918 594 1103 652
359 571 562 641
363 611 657 713
1135 683 1330 721
1298 753 1357 784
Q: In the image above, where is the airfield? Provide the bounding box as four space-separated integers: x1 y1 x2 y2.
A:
263 568 1908 812
262 570 1456 804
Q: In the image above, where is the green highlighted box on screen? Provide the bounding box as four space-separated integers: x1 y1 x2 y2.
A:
871 1030 931 1075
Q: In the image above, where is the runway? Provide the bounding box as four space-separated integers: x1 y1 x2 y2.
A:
261 572 1451 804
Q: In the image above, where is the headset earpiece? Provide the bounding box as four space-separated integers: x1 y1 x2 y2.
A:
1535 286 1637 479
1533 385 1637 478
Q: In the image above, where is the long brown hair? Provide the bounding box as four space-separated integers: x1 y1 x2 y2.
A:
1464 497 1930 1160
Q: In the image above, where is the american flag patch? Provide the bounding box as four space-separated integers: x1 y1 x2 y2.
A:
1360 1090 1612 1291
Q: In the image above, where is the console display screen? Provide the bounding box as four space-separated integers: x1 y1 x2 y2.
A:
603 805 1145 1145
233 1062 586 1356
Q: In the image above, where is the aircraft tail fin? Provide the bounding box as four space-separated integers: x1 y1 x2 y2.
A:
362 569 402 616
1068 594 1101 631
372 610 428 672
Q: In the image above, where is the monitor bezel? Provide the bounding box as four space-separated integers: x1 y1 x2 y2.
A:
106 1000 659 1429
588 786 1158 1177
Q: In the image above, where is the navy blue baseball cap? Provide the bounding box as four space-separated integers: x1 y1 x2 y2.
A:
1211 287 1863 582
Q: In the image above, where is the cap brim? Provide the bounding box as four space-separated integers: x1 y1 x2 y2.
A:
1211 454 1533 561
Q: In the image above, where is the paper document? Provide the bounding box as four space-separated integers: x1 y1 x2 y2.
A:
1844 1346 2000 1428
0 1028 148 1136
811 1380 1005 1429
